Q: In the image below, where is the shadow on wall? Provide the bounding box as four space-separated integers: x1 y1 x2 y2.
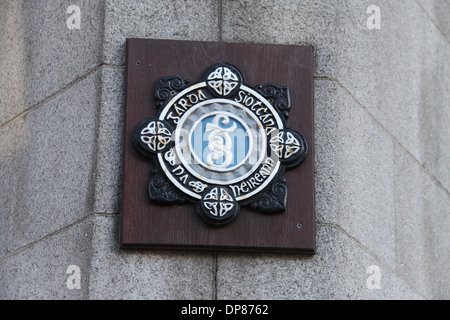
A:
0 1 27 127
0 0 27 259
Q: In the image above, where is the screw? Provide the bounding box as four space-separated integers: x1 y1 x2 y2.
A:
296 223 302 229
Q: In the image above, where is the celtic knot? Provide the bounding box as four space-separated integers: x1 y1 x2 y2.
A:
206 66 240 96
203 187 235 217
269 130 300 159
188 180 208 193
164 148 176 166
140 120 172 152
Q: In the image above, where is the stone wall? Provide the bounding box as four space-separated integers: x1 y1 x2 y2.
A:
1 0 448 299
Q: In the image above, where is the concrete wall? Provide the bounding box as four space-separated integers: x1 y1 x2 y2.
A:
0 0 448 299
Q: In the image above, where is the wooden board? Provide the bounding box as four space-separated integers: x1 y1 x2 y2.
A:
121 39 315 254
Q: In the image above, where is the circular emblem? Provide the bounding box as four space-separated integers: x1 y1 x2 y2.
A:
189 111 254 172
197 186 239 226
203 63 243 97
132 62 307 227
133 119 174 157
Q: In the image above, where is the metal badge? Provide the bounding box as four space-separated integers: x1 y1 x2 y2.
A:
132 63 307 227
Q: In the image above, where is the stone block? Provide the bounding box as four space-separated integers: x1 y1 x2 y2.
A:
334 0 450 193
88 215 215 299
93 66 125 214
0 121 19 258
216 224 423 299
418 0 450 39
315 79 396 269
0 218 94 299
103 0 219 65
0 1 27 126
0 0 104 126
7 71 101 251
394 143 450 299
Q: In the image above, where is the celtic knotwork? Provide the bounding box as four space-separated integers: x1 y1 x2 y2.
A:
205 114 237 168
284 131 300 158
203 187 235 217
140 120 172 152
132 118 174 158
197 186 239 226
188 180 208 193
219 188 233 201
207 66 239 96
203 63 243 97
269 129 307 168
164 148 176 166
204 202 235 217
269 132 284 158
269 130 299 159
269 131 300 159
204 186 218 200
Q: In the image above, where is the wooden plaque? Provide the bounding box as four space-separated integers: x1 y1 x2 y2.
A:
121 39 315 254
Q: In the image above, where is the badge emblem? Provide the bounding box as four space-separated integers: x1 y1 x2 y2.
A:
132 62 307 227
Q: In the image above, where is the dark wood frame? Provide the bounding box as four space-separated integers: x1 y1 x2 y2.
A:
121 39 315 254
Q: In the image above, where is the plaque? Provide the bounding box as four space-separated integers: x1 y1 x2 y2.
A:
121 39 315 254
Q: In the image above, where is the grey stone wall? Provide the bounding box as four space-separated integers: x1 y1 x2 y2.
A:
0 0 448 299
